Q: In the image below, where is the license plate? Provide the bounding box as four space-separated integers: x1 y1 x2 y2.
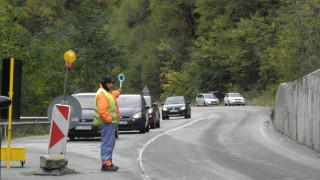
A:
75 126 92 130
170 110 178 112
119 121 127 125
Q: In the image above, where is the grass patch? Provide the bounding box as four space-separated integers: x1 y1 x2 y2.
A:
1 124 50 140
246 94 275 107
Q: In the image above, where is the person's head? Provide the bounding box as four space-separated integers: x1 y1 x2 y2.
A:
101 76 115 91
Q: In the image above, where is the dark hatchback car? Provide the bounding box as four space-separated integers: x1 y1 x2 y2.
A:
117 94 150 133
143 95 160 129
207 91 223 104
68 93 119 140
162 96 191 120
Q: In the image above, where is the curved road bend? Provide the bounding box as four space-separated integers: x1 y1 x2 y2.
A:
2 106 320 180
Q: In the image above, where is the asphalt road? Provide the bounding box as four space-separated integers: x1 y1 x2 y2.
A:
1 106 320 180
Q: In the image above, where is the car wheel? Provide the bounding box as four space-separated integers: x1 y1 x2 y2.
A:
196 102 199 107
185 113 188 119
140 126 146 133
156 118 160 128
188 112 191 118
150 118 156 129
145 118 150 132
204 102 207 107
156 112 160 128
139 119 146 133
162 116 166 120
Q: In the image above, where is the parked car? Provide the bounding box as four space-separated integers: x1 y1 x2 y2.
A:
224 93 246 106
143 95 160 129
117 94 150 133
162 96 191 120
195 93 220 106
207 91 223 103
68 93 119 140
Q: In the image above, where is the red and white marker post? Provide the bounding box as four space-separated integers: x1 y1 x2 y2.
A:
48 104 70 155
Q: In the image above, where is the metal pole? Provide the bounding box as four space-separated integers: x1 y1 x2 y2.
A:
6 58 14 168
62 59 69 104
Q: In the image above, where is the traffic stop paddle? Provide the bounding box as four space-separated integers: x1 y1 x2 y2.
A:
118 74 125 88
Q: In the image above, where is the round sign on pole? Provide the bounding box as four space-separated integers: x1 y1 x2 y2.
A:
118 74 125 81
118 74 125 88
47 95 82 123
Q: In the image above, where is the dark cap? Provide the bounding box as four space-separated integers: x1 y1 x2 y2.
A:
102 76 115 84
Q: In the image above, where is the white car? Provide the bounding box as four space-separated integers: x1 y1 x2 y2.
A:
195 93 220 106
224 93 245 106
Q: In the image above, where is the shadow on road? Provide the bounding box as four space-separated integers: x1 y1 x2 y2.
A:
67 137 100 141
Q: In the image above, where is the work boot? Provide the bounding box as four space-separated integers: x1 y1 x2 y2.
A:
110 164 119 169
101 164 119 171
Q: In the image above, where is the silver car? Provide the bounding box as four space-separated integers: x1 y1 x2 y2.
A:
224 93 246 106
195 93 220 106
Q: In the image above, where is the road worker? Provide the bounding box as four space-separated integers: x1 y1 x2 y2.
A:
94 76 121 171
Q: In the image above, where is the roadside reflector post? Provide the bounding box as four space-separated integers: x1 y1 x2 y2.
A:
34 51 77 176
62 50 76 104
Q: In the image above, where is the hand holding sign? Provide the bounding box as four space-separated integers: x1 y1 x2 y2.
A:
118 74 125 88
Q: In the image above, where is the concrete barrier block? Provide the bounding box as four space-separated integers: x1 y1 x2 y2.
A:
275 68 320 152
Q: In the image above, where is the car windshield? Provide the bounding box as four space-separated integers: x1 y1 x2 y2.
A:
74 95 95 109
144 96 151 106
203 94 216 99
230 93 242 97
165 97 185 105
117 96 141 108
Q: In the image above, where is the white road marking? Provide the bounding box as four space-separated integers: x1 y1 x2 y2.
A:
137 114 217 180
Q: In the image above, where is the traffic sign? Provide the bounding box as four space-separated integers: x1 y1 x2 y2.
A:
118 74 125 81
48 104 70 155
118 74 125 88
47 95 81 123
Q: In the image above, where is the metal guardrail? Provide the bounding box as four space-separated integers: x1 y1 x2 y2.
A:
0 117 50 125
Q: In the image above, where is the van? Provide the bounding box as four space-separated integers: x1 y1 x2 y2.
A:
195 93 220 106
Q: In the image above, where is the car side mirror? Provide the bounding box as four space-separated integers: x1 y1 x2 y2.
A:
0 96 11 109
161 102 164 105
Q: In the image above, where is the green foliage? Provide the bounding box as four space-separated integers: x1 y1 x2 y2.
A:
264 0 320 82
2 0 320 118
160 61 200 101
0 0 31 60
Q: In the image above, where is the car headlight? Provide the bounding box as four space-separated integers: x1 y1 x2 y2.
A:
133 112 142 119
163 107 167 111
180 106 186 110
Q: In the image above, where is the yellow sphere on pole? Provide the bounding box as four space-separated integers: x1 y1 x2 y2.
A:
64 50 76 62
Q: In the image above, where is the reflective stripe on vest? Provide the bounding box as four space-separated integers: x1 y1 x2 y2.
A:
94 88 118 125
